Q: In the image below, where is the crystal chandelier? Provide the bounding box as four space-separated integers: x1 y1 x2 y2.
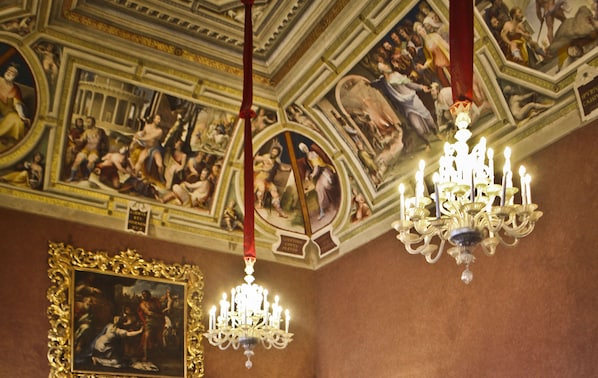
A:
391 101 542 284
203 0 292 368
203 256 293 368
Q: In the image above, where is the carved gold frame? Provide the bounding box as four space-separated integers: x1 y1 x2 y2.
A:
47 242 205 377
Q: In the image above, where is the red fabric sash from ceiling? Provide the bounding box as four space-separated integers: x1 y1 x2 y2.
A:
241 0 256 259
449 0 474 102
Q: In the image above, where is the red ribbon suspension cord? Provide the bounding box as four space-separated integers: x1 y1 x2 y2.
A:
240 0 257 260
449 0 474 104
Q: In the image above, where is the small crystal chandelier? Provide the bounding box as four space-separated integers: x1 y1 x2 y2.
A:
203 0 293 368
391 100 542 284
203 256 293 368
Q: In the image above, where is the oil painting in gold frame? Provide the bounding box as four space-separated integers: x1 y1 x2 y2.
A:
47 242 205 377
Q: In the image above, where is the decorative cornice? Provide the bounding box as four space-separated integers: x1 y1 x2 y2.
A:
60 0 273 85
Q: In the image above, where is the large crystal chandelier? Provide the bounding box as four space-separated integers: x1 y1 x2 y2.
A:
203 0 292 368
391 101 542 284
391 1 542 284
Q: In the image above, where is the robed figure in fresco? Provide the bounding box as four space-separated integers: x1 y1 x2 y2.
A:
0 63 30 148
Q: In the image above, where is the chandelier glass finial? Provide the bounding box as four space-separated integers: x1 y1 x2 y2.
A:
391 104 542 283
203 0 292 367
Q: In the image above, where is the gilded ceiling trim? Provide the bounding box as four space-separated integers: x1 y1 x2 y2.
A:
271 0 351 85
60 0 272 86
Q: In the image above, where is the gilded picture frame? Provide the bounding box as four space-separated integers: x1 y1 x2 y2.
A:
47 242 205 377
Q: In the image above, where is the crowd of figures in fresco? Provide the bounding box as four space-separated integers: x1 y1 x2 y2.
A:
318 1 492 189
73 272 184 375
63 111 234 212
56 70 240 220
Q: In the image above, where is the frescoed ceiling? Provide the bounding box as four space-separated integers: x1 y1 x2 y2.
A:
0 0 596 269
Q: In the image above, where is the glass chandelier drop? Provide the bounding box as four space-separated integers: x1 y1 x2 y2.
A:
203 0 292 368
391 101 542 284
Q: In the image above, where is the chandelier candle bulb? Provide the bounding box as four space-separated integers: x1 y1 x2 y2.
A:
285 310 290 333
415 160 425 205
433 173 440 219
471 169 475 202
263 289 268 309
399 183 405 220
525 174 532 205
488 148 494 180
209 306 216 331
519 166 527 205
504 147 512 175
220 293 228 320
500 171 508 206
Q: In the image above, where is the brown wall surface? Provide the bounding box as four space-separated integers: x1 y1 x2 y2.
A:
0 208 316 377
315 123 598 377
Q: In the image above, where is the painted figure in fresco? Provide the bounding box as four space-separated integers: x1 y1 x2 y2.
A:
351 190 372 223
0 63 30 146
0 17 34 36
355 139 383 186
413 21 451 88
371 61 437 150
67 116 108 181
157 167 213 208
222 200 244 231
252 107 276 135
93 147 131 189
66 117 85 165
0 151 43 189
91 315 143 368
547 4 598 71
253 143 289 218
429 82 452 127
286 103 319 130
536 0 568 45
34 41 60 85
298 142 339 220
163 139 188 189
419 1 448 42
500 7 546 67
503 85 554 121
484 0 511 32
131 114 164 180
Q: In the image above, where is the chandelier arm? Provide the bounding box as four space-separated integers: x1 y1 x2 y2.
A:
480 240 497 256
502 214 534 238
205 332 237 350
399 232 434 256
424 237 446 264
507 222 537 239
495 231 520 247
